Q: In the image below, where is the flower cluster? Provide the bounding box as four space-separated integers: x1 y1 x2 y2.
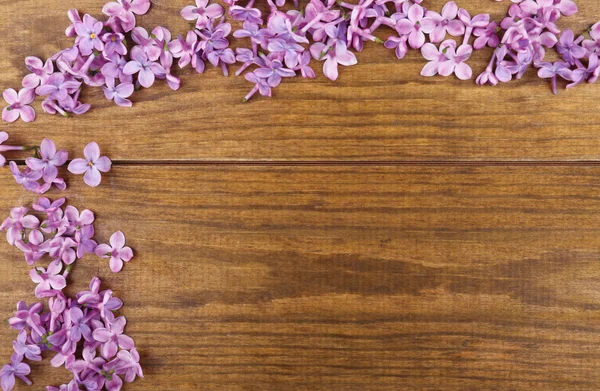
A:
2 278 142 391
1 133 112 192
2 0 598 120
0 131 138 391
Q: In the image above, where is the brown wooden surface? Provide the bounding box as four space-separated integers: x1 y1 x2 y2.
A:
0 0 600 161
1 166 600 390
2 0 600 390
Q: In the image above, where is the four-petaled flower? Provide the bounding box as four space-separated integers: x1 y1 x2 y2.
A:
68 142 112 187
25 138 68 183
123 47 166 88
74 14 104 55
29 260 67 297
181 0 224 28
2 88 36 123
95 231 134 273
92 316 135 359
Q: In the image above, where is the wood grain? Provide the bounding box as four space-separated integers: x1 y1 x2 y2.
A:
1 0 600 161
2 165 600 390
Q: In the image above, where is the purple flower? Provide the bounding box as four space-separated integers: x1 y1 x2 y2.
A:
473 21 499 50
92 316 135 359
35 73 81 102
75 225 98 259
267 38 305 68
310 41 357 81
65 9 83 37
75 15 104 55
101 55 133 84
420 40 455 77
102 0 151 32
181 0 224 28
25 138 68 183
229 5 263 24
103 77 134 108
583 22 600 53
22 57 54 89
536 61 572 94
385 35 409 60
131 27 161 61
48 236 78 265
68 142 112 187
123 47 165 88
567 54 599 88
438 43 473 80
207 48 236 76
103 33 127 57
2 88 36 123
0 353 32 391
95 231 134 273
168 31 199 68
15 230 48 265
556 29 586 66
297 50 315 78
115 348 143 382
13 330 42 361
395 4 436 49
65 307 93 343
0 207 39 246
243 71 272 102
30 260 67 297
424 1 464 43
9 162 46 194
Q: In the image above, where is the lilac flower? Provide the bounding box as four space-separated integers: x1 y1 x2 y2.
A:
2 88 36 123
267 39 305 68
243 71 272 102
33 197 65 217
131 27 161 61
77 277 103 305
95 231 134 273
103 33 127 57
473 21 500 50
65 9 83 37
68 142 112 187
65 307 93 342
25 138 68 183
297 51 316 78
103 77 134 108
567 54 599 88
15 230 48 265
75 15 104 55
102 0 151 32
168 31 199 68
181 0 225 28
0 353 32 391
536 61 572 94
92 316 135 359
9 162 45 194
556 29 586 66
22 57 54 89
438 43 473 80
48 236 78 265
207 48 236 76
1 207 39 246
424 1 464 43
101 55 133 84
384 36 409 60
229 5 263 24
13 330 42 361
395 4 435 49
75 225 98 259
310 41 357 81
123 47 165 88
35 73 81 102
457 9 490 44
30 261 67 297
583 22 600 53
420 41 454 77
116 348 143 382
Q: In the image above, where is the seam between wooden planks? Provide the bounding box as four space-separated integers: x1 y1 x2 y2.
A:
11 160 600 166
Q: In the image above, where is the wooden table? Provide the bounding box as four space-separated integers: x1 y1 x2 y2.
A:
2 0 600 390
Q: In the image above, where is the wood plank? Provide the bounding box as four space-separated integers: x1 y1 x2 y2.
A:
1 1 600 161
2 165 600 390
